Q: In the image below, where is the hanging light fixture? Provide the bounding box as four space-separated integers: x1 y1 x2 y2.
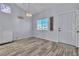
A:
26 3 32 17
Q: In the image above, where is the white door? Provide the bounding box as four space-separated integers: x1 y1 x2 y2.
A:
58 12 76 46
76 11 79 47
0 31 13 44
2 31 13 43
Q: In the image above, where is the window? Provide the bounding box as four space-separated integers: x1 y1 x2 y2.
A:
0 4 11 14
37 18 48 30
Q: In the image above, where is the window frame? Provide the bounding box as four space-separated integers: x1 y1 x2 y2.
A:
36 18 49 31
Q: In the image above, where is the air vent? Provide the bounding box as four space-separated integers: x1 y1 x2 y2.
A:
17 16 24 19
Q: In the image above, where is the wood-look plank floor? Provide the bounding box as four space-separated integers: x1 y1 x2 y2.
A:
0 37 78 56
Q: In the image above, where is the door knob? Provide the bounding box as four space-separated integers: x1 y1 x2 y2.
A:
77 31 79 33
58 28 62 32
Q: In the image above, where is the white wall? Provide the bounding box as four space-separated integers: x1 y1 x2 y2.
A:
0 3 32 40
32 4 77 43
1 3 79 47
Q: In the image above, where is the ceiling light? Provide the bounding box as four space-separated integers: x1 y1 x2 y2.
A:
26 3 32 17
26 12 32 17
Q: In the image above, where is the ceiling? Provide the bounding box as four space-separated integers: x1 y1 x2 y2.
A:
16 3 79 16
16 3 62 15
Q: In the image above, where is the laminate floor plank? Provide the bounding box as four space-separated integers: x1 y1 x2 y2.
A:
0 37 78 56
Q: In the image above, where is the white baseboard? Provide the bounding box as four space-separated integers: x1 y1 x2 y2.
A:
34 36 58 42
16 35 32 40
